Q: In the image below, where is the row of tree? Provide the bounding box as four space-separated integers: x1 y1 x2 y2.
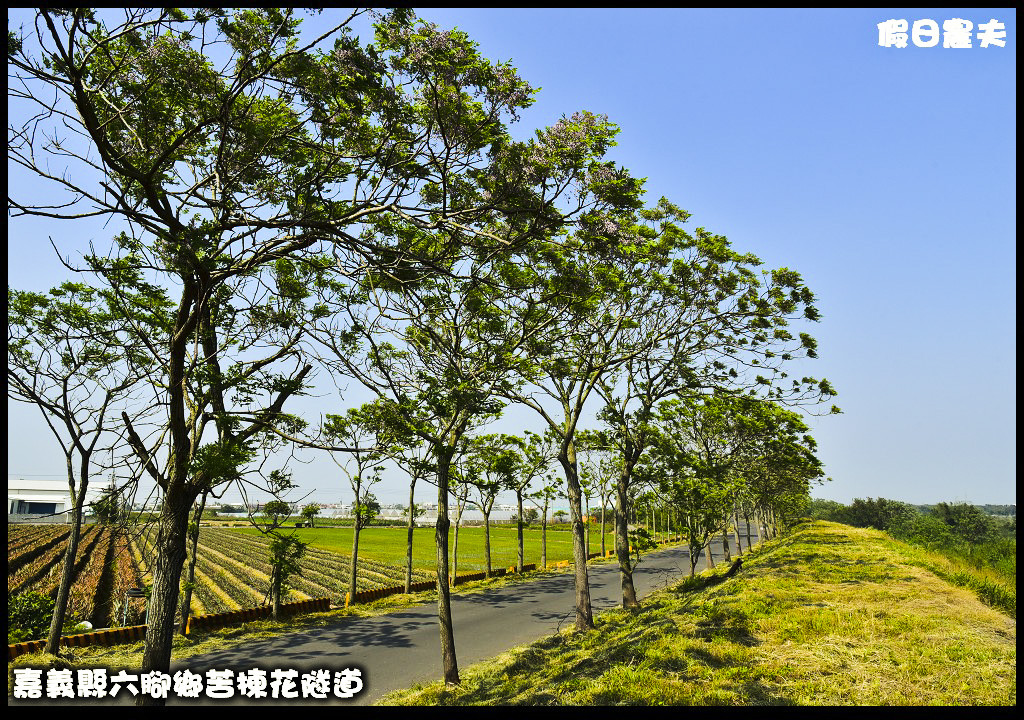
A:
7 9 836 702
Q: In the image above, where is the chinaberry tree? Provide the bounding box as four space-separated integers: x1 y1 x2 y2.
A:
463 433 518 578
7 280 165 653
527 473 563 569
589 198 836 606
577 430 618 557
505 429 558 571
300 106 638 687
8 8 589 693
322 402 394 601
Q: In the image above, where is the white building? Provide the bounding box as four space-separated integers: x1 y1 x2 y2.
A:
7 478 104 523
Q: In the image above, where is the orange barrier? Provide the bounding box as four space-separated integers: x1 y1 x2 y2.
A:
8 623 148 662
8 598 334 661
184 597 330 634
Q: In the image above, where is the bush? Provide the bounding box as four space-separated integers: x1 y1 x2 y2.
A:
931 502 996 544
8 591 56 644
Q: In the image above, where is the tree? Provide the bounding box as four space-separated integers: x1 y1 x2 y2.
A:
650 395 756 576
93 484 131 526
464 434 516 578
527 474 563 568
261 500 294 527
504 431 557 571
8 282 160 654
577 432 618 557
739 403 826 539
449 449 475 588
589 198 836 607
282 22 634 691
9 8 576 694
252 487 310 620
179 487 213 635
301 503 321 528
931 502 995 544
267 532 308 620
521 508 540 524
322 403 392 602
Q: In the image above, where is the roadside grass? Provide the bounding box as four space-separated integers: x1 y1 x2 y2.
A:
380 521 1016 706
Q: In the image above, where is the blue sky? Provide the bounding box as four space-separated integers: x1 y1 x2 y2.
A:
7 9 1016 508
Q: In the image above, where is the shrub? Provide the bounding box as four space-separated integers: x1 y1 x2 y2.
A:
8 590 56 644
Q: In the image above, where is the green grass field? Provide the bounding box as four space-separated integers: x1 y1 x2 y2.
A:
235 524 625 574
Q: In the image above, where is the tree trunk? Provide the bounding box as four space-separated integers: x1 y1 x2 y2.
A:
138 489 192 705
541 498 548 569
349 517 362 601
434 445 459 685
178 492 207 635
271 566 282 621
349 479 362 601
744 508 753 548
584 494 590 558
600 497 606 556
516 492 524 572
405 478 417 594
721 524 731 562
452 497 463 586
559 446 594 630
733 504 744 556
484 510 492 579
614 475 639 609
705 542 716 569
46 491 85 654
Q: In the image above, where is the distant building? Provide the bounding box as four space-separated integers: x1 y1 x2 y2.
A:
7 478 104 523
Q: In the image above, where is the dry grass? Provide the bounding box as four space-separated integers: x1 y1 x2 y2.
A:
380 521 1016 706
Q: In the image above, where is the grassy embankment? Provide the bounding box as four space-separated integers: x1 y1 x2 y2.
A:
380 520 1016 705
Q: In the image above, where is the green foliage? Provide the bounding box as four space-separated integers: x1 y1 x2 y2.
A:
301 503 321 527
92 486 129 526
8 591 78 644
627 527 658 569
261 500 293 528
355 494 381 526
930 502 996 544
846 497 917 532
809 497 1015 589
268 532 308 589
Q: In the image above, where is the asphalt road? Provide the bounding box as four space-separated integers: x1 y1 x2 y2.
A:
162 525 760 706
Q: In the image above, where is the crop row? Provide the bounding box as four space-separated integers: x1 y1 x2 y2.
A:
200 528 433 600
5 525 123 628
8 525 102 597
110 532 147 626
7 522 431 629
59 528 114 624
7 525 70 558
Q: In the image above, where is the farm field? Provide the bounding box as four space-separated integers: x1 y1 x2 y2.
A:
235 524 624 574
8 523 434 636
8 524 144 630
7 521 654 641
